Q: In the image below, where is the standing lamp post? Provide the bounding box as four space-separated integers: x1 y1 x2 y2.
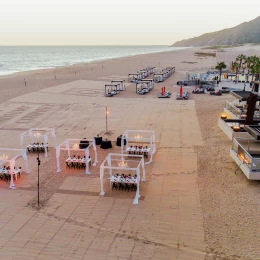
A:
105 106 109 133
37 151 41 209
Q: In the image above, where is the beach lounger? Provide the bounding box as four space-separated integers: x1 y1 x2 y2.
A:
176 91 189 100
210 90 222 96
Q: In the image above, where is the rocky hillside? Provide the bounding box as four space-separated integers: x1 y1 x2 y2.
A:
172 16 260 47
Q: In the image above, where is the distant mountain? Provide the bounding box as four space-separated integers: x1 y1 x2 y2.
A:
171 16 260 47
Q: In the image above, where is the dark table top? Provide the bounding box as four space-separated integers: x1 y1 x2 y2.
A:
94 136 102 145
100 140 112 149
116 136 126 146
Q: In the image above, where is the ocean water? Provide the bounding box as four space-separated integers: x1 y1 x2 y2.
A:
0 45 183 76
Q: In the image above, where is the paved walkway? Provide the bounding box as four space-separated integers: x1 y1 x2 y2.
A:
0 80 206 259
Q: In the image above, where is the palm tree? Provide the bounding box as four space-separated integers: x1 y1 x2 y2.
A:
252 57 260 92
245 56 254 82
248 56 259 82
233 62 240 84
215 62 227 82
236 54 247 70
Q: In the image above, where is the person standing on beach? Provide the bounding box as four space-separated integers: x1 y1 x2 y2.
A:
24 79 27 86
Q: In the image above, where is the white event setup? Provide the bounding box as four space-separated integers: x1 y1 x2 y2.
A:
99 153 146 204
56 139 98 174
0 148 29 189
111 80 126 91
121 130 156 164
20 128 57 158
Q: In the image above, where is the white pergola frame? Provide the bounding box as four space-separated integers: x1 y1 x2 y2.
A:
136 82 150 94
111 80 126 91
0 148 29 189
121 130 156 164
20 128 57 158
56 138 98 174
100 153 146 205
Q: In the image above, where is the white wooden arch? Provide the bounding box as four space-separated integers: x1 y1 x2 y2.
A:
0 148 29 189
20 128 57 158
56 139 98 174
121 130 156 164
100 153 146 205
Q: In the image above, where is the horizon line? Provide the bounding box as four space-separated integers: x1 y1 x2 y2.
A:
0 44 172 47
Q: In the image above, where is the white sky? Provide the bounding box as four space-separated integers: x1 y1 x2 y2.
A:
0 0 259 45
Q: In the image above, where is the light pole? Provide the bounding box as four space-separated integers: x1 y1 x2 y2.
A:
105 106 109 133
37 150 41 209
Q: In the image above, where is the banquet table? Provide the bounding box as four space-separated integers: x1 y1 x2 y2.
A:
66 157 91 163
110 176 137 184
100 140 112 149
126 147 150 154
27 144 48 152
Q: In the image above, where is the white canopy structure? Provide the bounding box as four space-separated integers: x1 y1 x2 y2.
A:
56 139 98 174
100 153 146 204
0 148 29 189
121 130 156 164
111 80 126 91
20 128 57 158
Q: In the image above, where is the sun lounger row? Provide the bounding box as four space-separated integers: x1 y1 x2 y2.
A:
176 91 189 100
158 91 172 98
128 67 155 82
154 67 175 83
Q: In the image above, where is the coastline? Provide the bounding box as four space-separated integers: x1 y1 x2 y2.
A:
1 44 260 258
0 46 187 78
0 46 201 103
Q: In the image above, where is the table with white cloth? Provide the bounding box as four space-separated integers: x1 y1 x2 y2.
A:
66 158 91 167
110 176 138 184
27 144 48 152
110 175 138 191
126 147 150 157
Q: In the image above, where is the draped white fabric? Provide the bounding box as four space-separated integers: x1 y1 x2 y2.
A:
93 141 98 166
56 139 97 175
99 153 145 204
100 166 105 196
19 128 56 151
51 129 57 148
21 150 29 173
56 146 61 172
85 147 90 174
44 134 48 158
121 130 156 164
9 159 15 189
133 167 140 205
0 148 29 189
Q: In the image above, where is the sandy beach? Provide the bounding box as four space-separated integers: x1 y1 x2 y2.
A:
1 45 260 259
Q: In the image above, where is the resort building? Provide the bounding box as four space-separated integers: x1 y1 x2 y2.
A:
219 83 260 180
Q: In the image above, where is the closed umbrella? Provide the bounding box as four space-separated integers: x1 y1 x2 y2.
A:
180 86 183 98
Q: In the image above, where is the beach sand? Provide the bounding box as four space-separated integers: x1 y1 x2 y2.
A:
0 45 260 259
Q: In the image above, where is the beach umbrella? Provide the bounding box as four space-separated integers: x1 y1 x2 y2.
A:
180 86 183 98
161 87 164 95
